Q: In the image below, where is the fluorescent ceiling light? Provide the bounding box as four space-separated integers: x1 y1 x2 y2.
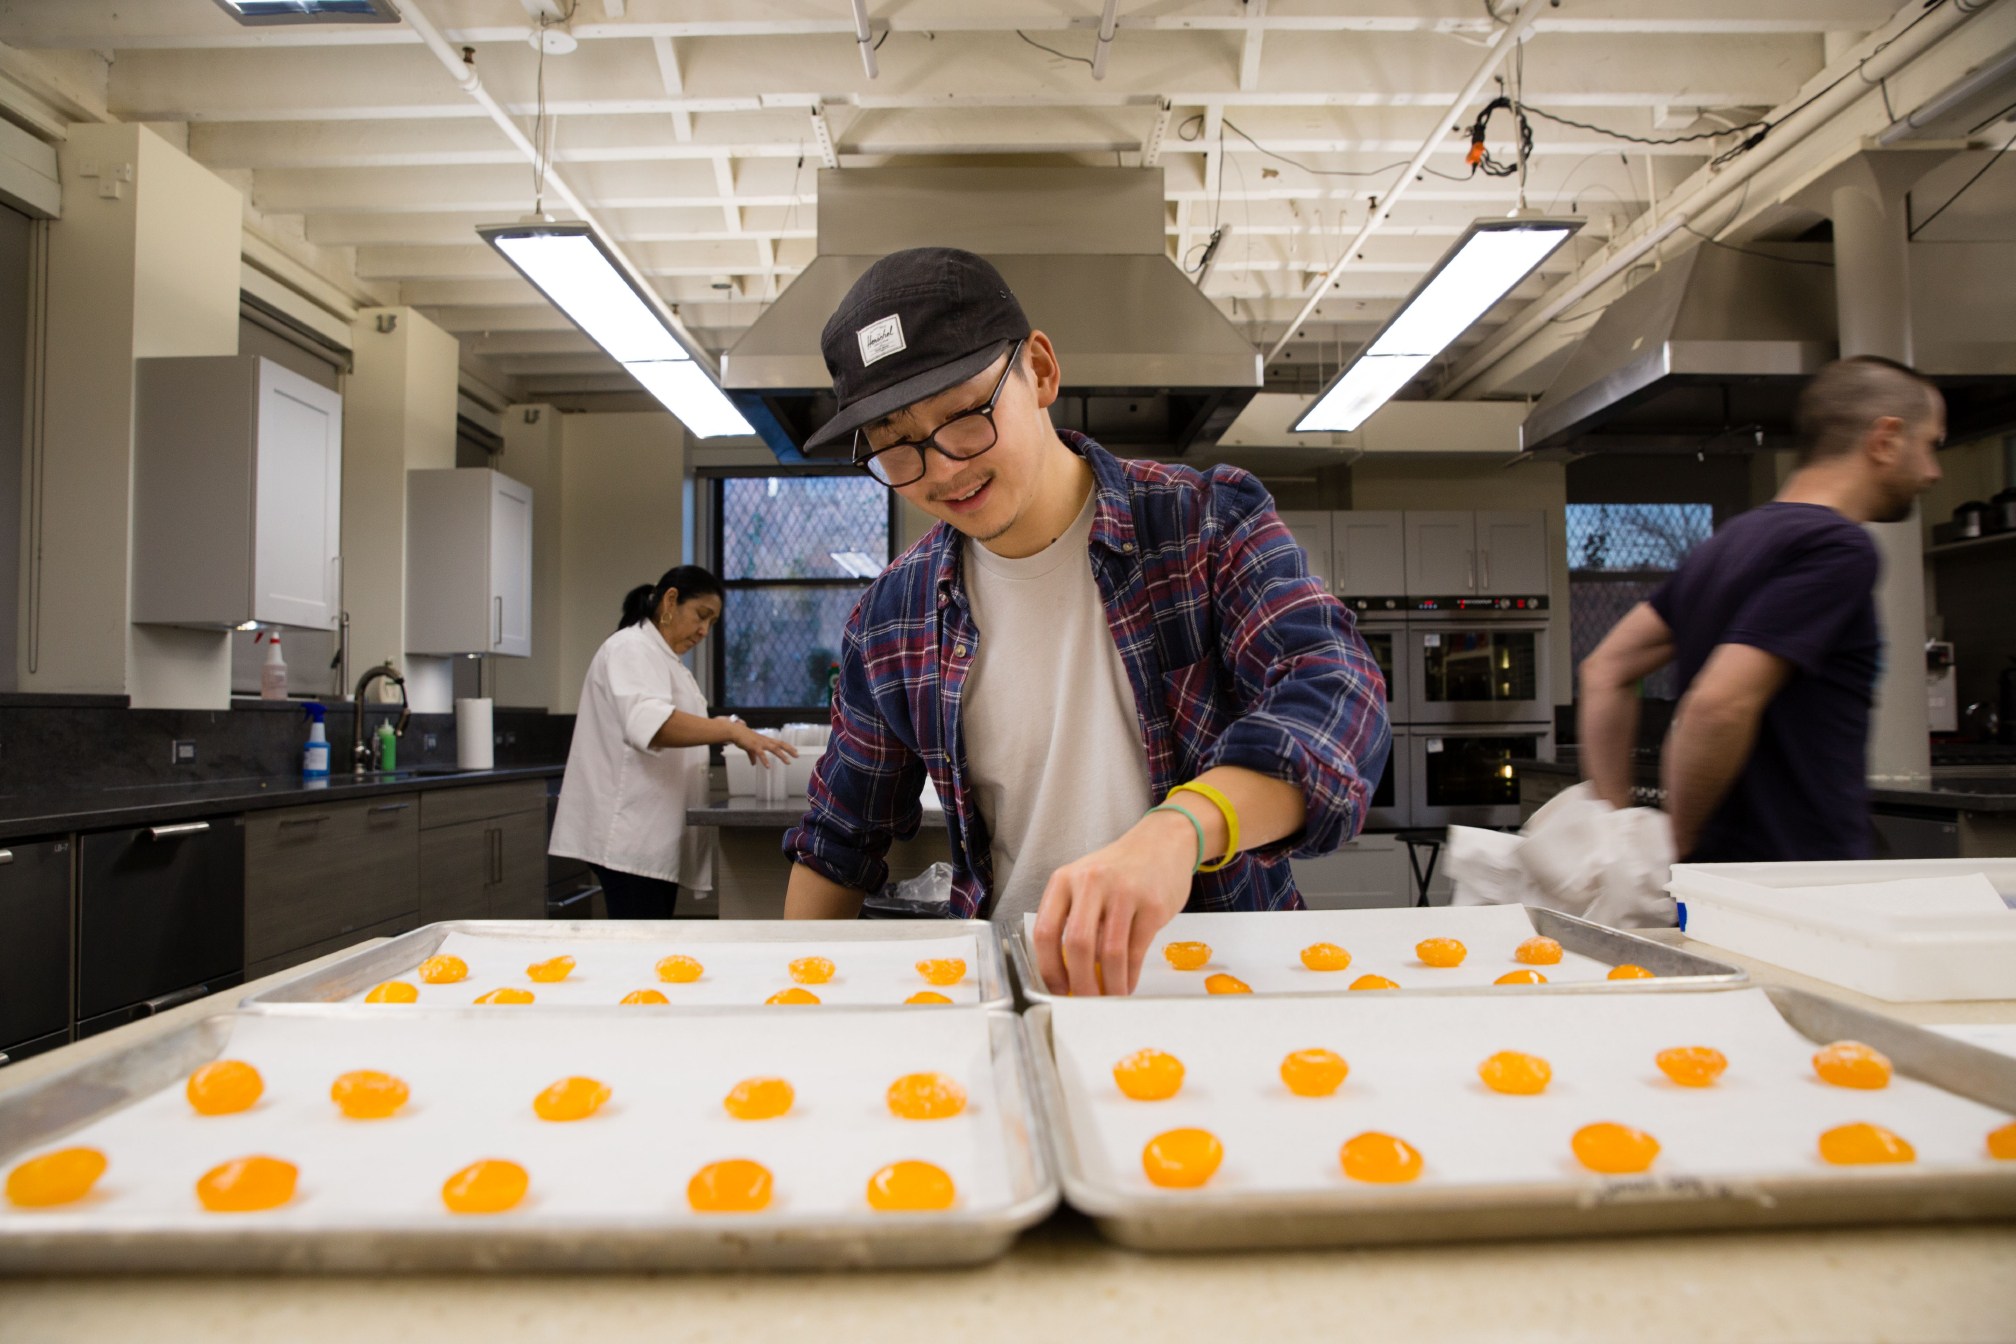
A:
1293 217 1581 433
480 222 754 439
211 0 401 23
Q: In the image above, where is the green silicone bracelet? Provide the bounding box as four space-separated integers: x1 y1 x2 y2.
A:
1149 803 1206 873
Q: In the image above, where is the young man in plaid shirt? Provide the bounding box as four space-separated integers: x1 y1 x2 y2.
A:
783 248 1389 996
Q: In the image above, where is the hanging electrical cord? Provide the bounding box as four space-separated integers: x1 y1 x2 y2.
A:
530 2 577 215
1016 30 1095 67
1464 95 1533 178
1909 122 2016 238
1183 115 1477 182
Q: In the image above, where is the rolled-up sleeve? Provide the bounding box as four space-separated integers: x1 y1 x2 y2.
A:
1194 469 1391 859
603 638 678 754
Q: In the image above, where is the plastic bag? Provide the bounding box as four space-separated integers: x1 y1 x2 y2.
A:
861 862 956 919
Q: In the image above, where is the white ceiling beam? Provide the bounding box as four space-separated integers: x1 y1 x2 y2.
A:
649 34 693 142
710 153 740 234
1238 0 1268 94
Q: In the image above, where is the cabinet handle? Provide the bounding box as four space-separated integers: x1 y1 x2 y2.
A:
1465 550 1476 591
279 814 332 828
1479 548 1490 590
137 984 209 1016
494 595 504 649
368 802 411 815
491 827 504 885
0 848 12 865
147 822 211 841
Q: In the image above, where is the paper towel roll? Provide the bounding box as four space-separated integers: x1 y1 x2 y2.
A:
456 697 494 770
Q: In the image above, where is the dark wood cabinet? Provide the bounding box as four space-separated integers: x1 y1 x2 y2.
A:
76 818 244 1037
419 781 547 923
0 837 73 1062
244 794 421 970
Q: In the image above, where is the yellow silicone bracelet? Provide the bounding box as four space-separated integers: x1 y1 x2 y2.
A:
1168 781 1240 873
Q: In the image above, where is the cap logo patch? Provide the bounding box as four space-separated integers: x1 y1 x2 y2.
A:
857 313 906 366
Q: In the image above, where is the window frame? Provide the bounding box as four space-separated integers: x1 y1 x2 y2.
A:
1564 502 1715 703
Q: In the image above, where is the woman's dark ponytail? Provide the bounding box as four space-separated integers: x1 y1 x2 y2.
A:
618 584 658 630
617 565 727 631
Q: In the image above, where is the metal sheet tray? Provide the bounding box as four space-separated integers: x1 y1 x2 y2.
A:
1009 905 1743 1003
0 1008 1055 1273
1024 986 2016 1252
241 918 1011 1012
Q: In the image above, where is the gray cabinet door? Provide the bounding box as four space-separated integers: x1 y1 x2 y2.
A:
244 795 420 965
492 808 549 920
1275 511 1333 592
1403 511 1477 595
1333 511 1407 599
1476 510 1548 595
420 819 496 925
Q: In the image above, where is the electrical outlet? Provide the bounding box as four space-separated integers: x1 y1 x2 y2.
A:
423 733 438 752
171 740 197 765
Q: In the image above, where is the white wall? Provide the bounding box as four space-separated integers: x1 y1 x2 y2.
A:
490 404 565 711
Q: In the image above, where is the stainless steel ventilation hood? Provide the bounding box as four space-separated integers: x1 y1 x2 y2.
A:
1521 241 2016 455
722 166 1263 460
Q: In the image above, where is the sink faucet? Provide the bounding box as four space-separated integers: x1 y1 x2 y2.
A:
352 663 411 775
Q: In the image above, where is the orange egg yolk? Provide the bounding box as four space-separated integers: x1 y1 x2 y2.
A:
1608 964 1655 980
789 956 835 985
1340 1132 1423 1184
1416 937 1467 968
906 991 953 1005
533 1076 612 1122
417 955 467 984
621 989 669 1005
1204 973 1252 995
1655 1046 1728 1088
1515 936 1564 965
915 958 966 985
442 1158 529 1214
723 1077 794 1121
474 987 535 1005
866 1160 957 1212
1142 1128 1224 1189
1478 1050 1552 1095
1813 1040 1892 1090
1987 1121 2016 1160
330 1070 409 1120
1350 974 1399 991
1112 1049 1186 1101
1299 942 1353 972
196 1156 297 1212
1162 941 1213 971
1572 1122 1661 1174
1819 1122 1915 1165
656 954 704 983
687 1159 773 1212
1495 969 1548 985
886 1072 967 1120
526 955 575 983
364 980 419 1003
6 1147 107 1208
767 987 820 1005
186 1059 264 1115
1280 1048 1349 1097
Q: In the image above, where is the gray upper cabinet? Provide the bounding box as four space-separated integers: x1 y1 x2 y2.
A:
1403 511 1480 596
1275 511 1333 591
406 468 534 657
1402 510 1548 597
1333 511 1407 599
1475 510 1549 595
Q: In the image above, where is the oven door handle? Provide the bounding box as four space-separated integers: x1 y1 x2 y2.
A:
1465 550 1476 591
1478 547 1489 590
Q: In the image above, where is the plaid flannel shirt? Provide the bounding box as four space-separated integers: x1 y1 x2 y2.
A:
783 431 1390 918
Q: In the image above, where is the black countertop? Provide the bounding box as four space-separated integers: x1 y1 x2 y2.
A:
0 764 567 843
1513 748 2016 814
687 798 951 830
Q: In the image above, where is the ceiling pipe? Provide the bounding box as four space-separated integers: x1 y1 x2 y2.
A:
1091 0 1119 81
1440 0 1989 398
398 0 724 375
1262 0 1546 366
851 0 878 80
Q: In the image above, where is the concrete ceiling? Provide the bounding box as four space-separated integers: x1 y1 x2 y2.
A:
0 1 1946 411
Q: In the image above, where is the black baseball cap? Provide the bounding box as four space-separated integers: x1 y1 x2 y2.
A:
805 247 1031 453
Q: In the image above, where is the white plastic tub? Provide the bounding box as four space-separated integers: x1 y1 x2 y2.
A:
1670 858 2016 1002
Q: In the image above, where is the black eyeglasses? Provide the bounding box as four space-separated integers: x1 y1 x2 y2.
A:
851 338 1025 488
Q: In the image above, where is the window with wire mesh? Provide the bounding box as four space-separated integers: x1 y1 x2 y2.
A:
1566 504 1713 701
715 476 892 714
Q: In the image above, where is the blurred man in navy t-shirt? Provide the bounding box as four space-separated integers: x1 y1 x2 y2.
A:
1578 356 1945 862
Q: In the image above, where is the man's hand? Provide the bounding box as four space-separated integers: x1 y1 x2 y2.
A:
1031 809 1198 997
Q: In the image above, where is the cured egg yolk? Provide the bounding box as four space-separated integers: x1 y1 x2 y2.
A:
1608 964 1655 980
1515 936 1563 965
196 1156 297 1213
723 1077 794 1121
1813 1041 1892 1090
1572 1122 1661 1174
915 958 966 986
1163 942 1212 971
1279 1048 1349 1097
1142 1128 1223 1189
1495 969 1548 986
1204 973 1252 995
1478 1050 1552 1095
474 988 535 1005
687 1159 772 1212
767 987 820 1005
789 956 835 985
6 1148 107 1208
1340 1132 1423 1184
621 989 669 1005
906 991 953 1005
1655 1046 1728 1088
1416 938 1467 968
886 1072 967 1120
364 980 419 1003
330 1070 409 1120
656 954 704 983
1112 1049 1186 1101
1350 974 1399 991
866 1160 956 1212
526 955 575 983
186 1060 263 1115
417 955 467 984
533 1076 611 1122
1299 942 1352 972
1987 1121 2016 1160
442 1159 528 1214
1819 1122 1915 1165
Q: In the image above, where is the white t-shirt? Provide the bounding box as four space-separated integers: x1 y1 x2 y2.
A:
549 622 714 888
962 490 1153 920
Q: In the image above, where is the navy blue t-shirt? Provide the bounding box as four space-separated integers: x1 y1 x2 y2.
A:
1649 503 1880 863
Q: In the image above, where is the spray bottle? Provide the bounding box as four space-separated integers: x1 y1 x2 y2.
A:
301 702 331 779
259 630 288 700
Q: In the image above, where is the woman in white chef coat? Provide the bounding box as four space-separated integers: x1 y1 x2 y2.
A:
550 565 797 918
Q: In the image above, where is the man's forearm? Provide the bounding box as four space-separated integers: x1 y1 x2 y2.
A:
1577 676 1641 810
1161 764 1307 865
1661 697 1763 857
784 860 866 919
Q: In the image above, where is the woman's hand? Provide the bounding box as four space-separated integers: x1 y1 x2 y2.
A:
729 722 799 767
1030 809 1196 997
